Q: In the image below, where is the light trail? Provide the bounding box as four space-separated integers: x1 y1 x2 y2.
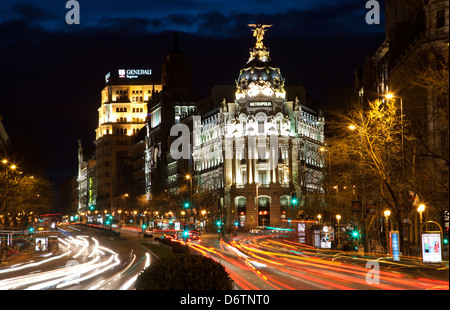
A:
0 235 127 290
216 236 449 290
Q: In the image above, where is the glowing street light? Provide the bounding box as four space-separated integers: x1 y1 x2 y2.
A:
384 210 391 254
336 214 341 248
385 93 394 100
418 204 426 232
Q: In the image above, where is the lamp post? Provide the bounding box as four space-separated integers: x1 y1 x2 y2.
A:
186 174 192 198
186 174 192 223
317 214 322 224
336 214 341 248
418 204 426 233
348 123 367 252
255 183 260 227
201 210 207 231
384 210 391 255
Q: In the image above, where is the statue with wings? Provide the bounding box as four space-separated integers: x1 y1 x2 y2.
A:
248 24 272 49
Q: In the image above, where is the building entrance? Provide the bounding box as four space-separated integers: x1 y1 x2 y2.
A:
257 196 270 226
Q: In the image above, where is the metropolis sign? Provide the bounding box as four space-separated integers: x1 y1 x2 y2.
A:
118 69 152 79
249 101 271 107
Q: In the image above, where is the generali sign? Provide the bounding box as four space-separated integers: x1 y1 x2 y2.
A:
118 69 152 79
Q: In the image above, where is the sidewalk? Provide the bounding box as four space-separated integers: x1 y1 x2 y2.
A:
0 248 34 267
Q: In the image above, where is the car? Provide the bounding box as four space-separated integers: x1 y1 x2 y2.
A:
250 226 269 234
188 230 200 240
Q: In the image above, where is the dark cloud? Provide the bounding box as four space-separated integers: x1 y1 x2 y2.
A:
73 2 384 38
9 3 59 22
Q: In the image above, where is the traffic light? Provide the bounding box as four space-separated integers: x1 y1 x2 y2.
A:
142 223 147 230
28 227 34 233
184 202 190 208
89 205 95 211
290 191 298 205
351 230 360 239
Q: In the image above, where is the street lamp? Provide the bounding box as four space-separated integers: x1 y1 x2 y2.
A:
348 122 368 251
384 210 391 255
255 183 261 226
336 214 341 248
317 214 322 224
201 210 207 231
418 204 426 232
186 174 192 197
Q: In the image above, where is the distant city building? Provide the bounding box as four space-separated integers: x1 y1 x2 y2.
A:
144 33 201 199
0 114 10 158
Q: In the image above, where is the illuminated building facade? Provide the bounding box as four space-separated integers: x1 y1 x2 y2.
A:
77 140 95 210
92 70 162 211
0 114 10 158
192 25 325 230
144 34 200 198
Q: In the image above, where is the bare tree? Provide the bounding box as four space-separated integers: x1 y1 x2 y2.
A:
328 98 411 250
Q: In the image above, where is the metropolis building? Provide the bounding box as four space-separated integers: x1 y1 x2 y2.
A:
191 25 325 230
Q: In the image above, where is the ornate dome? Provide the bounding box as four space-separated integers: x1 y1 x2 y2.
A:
236 25 286 100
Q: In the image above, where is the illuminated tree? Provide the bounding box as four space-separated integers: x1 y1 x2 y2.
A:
327 98 411 250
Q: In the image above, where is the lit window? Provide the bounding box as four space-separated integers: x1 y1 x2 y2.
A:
258 120 264 133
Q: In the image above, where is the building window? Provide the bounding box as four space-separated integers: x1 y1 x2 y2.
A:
258 171 267 184
436 10 445 28
258 120 264 133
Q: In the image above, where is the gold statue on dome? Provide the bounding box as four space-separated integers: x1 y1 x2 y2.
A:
248 24 272 49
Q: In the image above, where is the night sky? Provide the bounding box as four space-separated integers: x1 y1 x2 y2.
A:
0 0 386 193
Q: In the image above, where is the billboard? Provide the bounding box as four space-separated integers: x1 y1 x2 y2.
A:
389 231 400 261
35 237 48 252
421 232 442 263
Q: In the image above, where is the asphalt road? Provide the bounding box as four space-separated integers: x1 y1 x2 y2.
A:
1 225 448 291
0 224 150 290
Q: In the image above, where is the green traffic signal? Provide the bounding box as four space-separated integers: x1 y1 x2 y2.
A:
184 202 190 208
